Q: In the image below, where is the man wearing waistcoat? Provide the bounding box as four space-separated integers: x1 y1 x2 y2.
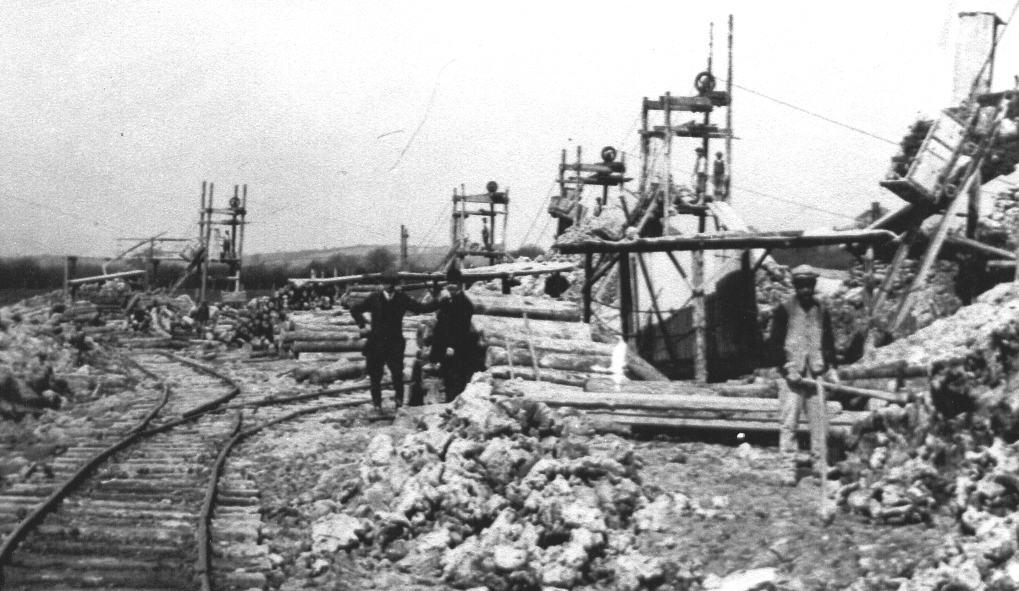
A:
771 265 836 485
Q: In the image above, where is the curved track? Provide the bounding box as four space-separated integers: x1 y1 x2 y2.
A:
0 351 375 590
0 352 242 589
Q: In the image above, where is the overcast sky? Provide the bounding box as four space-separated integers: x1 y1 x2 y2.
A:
3 0 1018 259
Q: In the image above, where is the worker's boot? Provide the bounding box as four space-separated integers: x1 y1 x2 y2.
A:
393 384 404 411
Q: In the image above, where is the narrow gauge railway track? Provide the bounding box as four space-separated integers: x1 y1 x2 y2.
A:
0 352 242 590
0 351 376 590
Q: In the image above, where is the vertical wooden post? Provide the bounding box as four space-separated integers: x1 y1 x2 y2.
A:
146 238 155 291
400 224 409 270
663 92 672 235
630 254 640 347
693 213 708 382
560 149 567 200
202 183 214 304
502 188 509 259
639 100 650 202
63 256 75 300
237 184 247 292
583 253 593 323
460 184 467 256
450 188 458 249
725 15 733 202
618 252 633 343
199 182 208 304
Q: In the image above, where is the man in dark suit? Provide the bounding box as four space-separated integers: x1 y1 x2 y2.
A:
429 266 477 402
350 270 438 412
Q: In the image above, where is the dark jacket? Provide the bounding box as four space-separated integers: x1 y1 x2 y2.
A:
351 290 438 357
770 296 836 375
429 292 475 363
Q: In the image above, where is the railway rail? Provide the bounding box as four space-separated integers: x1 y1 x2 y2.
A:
0 350 375 590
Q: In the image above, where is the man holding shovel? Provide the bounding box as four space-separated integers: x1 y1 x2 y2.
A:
771 265 837 491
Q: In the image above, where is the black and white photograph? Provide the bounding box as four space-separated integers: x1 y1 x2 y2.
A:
4 1 1019 589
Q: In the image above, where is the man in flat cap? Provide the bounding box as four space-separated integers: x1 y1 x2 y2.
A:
771 264 836 485
429 266 478 403
351 269 439 412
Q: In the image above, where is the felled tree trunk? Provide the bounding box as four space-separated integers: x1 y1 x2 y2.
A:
310 359 366 385
509 388 843 415
487 366 589 387
470 294 582 322
486 347 610 373
584 377 777 398
473 315 592 342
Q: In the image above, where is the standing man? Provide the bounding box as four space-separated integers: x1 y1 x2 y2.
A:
350 269 439 412
429 267 477 402
771 265 836 486
481 218 491 251
692 147 709 203
712 151 727 202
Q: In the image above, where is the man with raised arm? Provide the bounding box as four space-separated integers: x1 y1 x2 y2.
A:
350 269 439 412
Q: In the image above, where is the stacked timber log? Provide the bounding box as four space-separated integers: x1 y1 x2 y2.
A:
470 293 671 385
585 376 909 405
473 301 602 387
585 377 777 398
495 379 870 437
56 303 102 325
470 294 581 321
280 311 428 358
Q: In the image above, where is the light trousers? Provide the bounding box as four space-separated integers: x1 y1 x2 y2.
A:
777 377 828 468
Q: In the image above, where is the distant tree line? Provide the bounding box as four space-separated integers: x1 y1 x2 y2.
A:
0 247 432 291
0 243 550 292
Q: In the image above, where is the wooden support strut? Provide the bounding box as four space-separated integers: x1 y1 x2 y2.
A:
522 313 541 382
635 253 682 369
505 340 516 380
618 253 633 343
583 253 593 323
692 216 707 382
890 173 978 333
869 227 915 318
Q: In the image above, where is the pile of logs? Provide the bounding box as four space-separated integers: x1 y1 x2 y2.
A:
279 312 427 358
495 379 870 437
469 294 582 322
56 303 101 325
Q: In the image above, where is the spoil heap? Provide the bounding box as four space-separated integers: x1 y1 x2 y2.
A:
309 383 676 591
0 294 134 420
830 283 1019 589
979 185 1019 252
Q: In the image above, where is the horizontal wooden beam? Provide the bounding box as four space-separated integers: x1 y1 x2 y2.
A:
560 163 626 174
555 229 897 254
945 235 1016 260
643 95 715 113
454 193 508 204
561 175 631 186
289 262 577 287
452 210 506 217
641 127 732 140
584 411 866 433
67 269 146 286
